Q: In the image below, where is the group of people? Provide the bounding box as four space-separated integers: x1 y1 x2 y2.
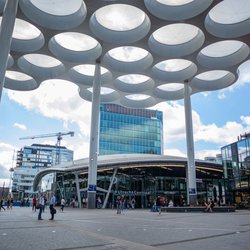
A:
0 197 14 210
204 198 215 212
37 192 57 220
115 196 137 214
151 196 174 214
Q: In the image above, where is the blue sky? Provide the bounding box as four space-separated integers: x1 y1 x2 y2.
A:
0 61 250 187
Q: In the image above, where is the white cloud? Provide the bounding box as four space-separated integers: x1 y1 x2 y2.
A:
219 60 250 95
164 148 186 157
7 80 92 160
0 179 11 188
4 80 250 167
241 116 250 126
0 143 17 181
154 102 250 159
8 80 91 128
195 121 244 145
195 149 221 160
13 122 27 130
218 92 226 99
153 101 186 142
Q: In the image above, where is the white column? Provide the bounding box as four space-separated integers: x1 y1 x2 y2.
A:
184 81 197 205
0 0 19 102
74 173 82 208
87 61 101 209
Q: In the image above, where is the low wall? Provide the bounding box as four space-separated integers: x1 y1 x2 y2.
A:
161 206 236 213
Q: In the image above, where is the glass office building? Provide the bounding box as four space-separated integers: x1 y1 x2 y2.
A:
221 133 250 207
99 104 163 155
12 144 73 199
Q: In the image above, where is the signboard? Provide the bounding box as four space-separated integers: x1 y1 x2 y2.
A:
88 184 96 192
189 188 196 194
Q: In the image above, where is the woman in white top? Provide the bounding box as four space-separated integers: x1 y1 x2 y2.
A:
168 200 174 207
61 197 65 212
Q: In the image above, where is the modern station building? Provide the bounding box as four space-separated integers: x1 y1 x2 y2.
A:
34 154 224 208
33 105 225 208
221 133 250 206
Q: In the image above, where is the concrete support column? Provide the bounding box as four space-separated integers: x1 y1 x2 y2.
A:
184 81 197 205
74 173 82 208
87 61 101 209
0 0 19 102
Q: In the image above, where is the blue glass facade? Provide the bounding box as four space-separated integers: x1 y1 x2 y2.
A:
99 104 163 155
221 134 250 207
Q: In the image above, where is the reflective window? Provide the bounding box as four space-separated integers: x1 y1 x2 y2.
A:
99 104 163 155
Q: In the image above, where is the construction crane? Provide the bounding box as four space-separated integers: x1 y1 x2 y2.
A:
19 131 74 165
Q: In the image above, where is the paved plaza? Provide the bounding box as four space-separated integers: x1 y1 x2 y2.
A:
0 207 249 250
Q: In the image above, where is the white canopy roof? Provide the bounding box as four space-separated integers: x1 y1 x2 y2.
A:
2 0 250 108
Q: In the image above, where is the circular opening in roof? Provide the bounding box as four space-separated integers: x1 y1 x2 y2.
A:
191 70 235 91
157 0 193 6
153 23 199 45
95 4 146 31
114 74 154 93
30 0 83 16
152 59 197 82
200 40 246 57
149 23 204 57
125 94 151 101
107 47 149 62
73 64 109 76
196 70 229 81
6 71 33 81
87 87 115 95
155 59 193 72
118 74 150 84
208 0 250 25
22 54 62 68
4 70 38 91
53 32 99 52
157 83 184 91
10 18 41 40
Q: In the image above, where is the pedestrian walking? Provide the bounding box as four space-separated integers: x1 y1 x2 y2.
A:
0 198 5 211
26 198 30 207
49 192 56 220
60 197 65 212
97 196 102 209
10 198 14 209
38 194 45 220
156 196 162 215
7 198 10 209
32 195 37 211
72 197 76 208
116 196 122 214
